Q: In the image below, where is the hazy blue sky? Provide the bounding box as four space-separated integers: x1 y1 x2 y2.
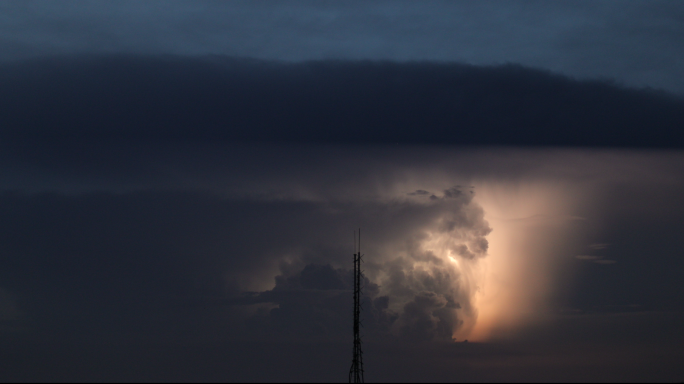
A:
2 0 684 94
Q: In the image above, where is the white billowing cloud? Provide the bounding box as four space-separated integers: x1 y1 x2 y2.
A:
372 187 492 341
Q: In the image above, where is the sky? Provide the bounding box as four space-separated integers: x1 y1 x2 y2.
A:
1 1 684 382
3 0 684 94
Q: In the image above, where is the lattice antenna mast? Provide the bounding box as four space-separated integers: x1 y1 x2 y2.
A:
349 229 365 383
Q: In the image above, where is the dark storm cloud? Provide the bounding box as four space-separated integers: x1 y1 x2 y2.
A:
1 55 683 148
233 187 491 343
0 191 274 342
1 54 683 379
3 1 684 94
238 263 386 342
1 144 684 380
0 183 493 345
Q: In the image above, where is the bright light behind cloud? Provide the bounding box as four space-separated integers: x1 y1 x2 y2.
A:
216 147 681 343
461 181 585 341
374 179 587 342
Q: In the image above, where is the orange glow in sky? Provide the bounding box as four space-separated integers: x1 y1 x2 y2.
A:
459 181 584 341
368 178 587 342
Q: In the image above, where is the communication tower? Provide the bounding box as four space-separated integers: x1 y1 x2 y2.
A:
349 229 365 383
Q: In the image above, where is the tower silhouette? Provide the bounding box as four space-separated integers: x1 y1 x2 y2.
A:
349 229 365 383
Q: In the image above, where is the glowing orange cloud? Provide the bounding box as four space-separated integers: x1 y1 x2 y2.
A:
460 181 586 341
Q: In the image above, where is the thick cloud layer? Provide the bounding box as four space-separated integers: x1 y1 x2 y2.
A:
1 55 684 380
1 145 683 381
3 1 684 94
1 56 683 147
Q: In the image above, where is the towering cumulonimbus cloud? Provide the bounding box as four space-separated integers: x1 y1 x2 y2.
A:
242 186 492 342
374 187 491 341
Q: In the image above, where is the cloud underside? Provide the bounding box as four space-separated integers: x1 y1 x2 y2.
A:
0 55 683 350
0 55 683 147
